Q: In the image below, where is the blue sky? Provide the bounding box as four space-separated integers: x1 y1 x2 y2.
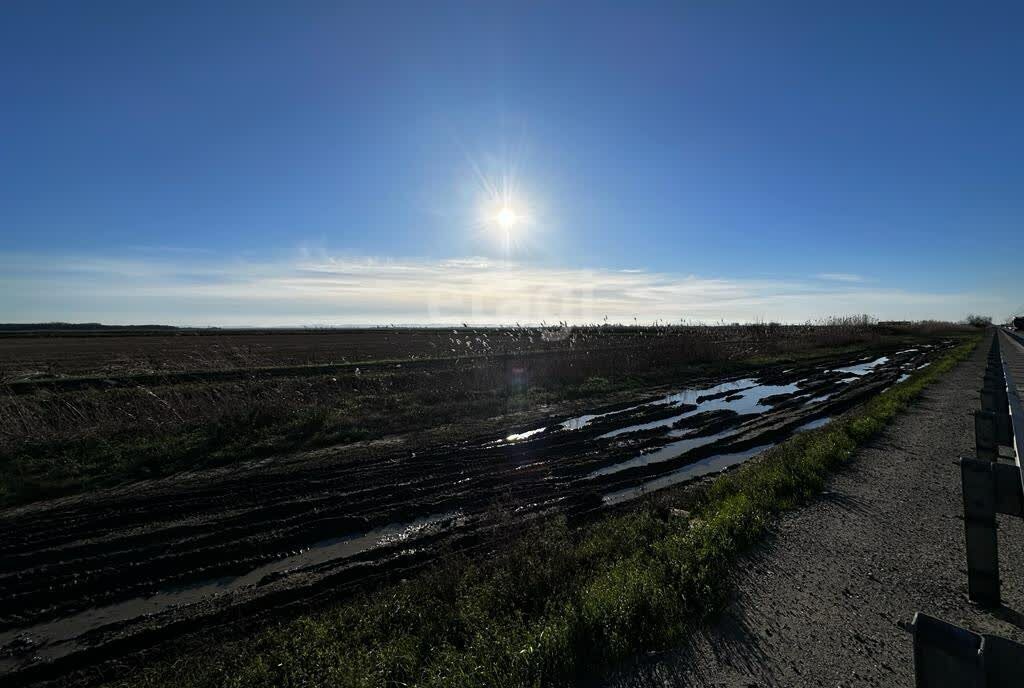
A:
2 1 1022 325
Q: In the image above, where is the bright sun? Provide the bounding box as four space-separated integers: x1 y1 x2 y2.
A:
495 206 519 230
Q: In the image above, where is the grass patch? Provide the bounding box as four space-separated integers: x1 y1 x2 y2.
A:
113 336 979 688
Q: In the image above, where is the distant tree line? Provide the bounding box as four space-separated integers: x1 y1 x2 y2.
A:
0 323 179 332
964 314 993 328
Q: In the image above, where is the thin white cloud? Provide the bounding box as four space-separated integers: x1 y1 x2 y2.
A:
0 253 1003 326
815 272 866 283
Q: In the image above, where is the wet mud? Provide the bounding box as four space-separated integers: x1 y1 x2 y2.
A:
0 342 952 685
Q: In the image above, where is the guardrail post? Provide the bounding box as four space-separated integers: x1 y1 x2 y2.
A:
960 457 1000 607
984 632 1024 685
911 613 984 687
981 387 996 413
912 612 1024 687
975 411 999 462
993 462 1024 518
981 390 1007 446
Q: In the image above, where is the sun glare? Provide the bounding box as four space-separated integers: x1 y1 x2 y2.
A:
495 206 519 230
464 146 539 256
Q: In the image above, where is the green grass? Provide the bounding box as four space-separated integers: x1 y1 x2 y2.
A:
113 336 980 688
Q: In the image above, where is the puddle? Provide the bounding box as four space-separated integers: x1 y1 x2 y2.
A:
0 512 458 663
603 445 774 505
833 356 889 376
506 348 940 505
505 427 546 442
589 430 734 477
599 379 801 439
662 379 800 414
232 511 458 588
800 391 833 405
0 577 234 666
594 349 947 505
559 398 683 432
560 413 606 430
505 377 808 444
795 416 832 432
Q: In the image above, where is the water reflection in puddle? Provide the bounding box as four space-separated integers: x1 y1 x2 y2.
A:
503 373 825 446
505 427 546 442
603 445 774 505
236 512 458 587
0 577 235 656
560 412 609 431
0 512 458 658
599 379 801 439
795 416 832 432
589 430 733 478
833 356 889 376
503 347 933 505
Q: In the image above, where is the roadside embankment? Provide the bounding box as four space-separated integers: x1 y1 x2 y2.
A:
610 334 1024 687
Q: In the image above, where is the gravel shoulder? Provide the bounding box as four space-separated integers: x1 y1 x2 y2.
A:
609 338 1024 687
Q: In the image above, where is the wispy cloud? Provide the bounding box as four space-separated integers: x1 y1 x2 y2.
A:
0 253 1000 326
814 272 866 283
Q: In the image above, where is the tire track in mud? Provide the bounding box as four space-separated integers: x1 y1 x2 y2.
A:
0 343 950 685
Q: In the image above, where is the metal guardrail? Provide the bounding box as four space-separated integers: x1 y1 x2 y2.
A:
1000 329 1024 503
960 330 1024 607
1004 328 1024 347
912 612 1024 687
914 330 1024 687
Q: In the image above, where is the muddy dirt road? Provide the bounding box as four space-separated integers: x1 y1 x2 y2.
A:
0 343 952 685
608 337 1024 687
